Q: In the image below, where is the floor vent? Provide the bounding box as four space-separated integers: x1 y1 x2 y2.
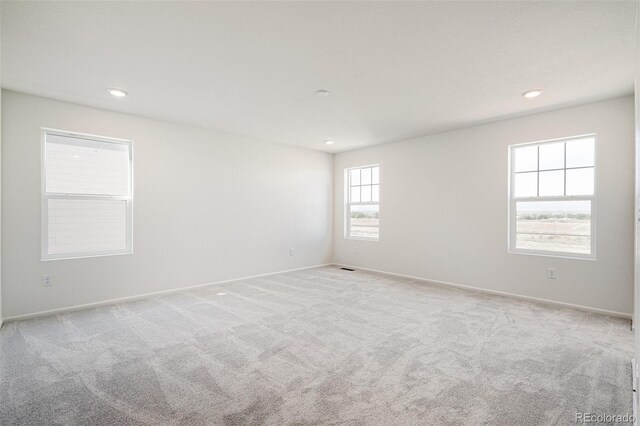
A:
340 267 355 271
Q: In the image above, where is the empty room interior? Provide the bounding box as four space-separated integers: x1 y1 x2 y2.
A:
1 1 640 425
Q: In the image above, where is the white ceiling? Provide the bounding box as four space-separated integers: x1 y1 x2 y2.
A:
2 1 636 153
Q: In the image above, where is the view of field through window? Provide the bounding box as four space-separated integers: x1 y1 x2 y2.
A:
516 200 591 254
349 205 379 238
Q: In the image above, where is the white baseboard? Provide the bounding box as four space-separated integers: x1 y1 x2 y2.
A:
334 263 632 319
2 263 333 323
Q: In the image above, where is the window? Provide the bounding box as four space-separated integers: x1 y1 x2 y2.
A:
42 129 133 260
509 135 595 259
346 165 379 240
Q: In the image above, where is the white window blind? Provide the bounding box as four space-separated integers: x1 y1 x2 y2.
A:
42 130 133 260
45 134 130 195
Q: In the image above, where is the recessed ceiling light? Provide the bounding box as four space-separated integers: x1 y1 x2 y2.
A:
522 89 543 99
108 88 128 98
315 89 331 97
325 140 335 145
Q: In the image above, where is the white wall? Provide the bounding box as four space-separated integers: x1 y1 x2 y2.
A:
334 96 635 315
1 90 333 318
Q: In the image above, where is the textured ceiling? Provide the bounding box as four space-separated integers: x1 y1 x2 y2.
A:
2 1 636 152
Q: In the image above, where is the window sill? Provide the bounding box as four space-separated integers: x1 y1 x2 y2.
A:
41 250 134 262
508 249 595 261
345 236 379 242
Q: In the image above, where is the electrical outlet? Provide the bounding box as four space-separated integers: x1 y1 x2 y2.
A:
354 246 359 255
42 275 52 286
547 268 556 280
289 248 294 256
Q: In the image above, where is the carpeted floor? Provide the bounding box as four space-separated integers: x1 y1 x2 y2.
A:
0 266 634 425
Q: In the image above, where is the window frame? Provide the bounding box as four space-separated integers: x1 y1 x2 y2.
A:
41 128 134 261
508 134 597 260
345 164 380 241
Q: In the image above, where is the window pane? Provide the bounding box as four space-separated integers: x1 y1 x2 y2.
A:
514 172 537 197
566 137 595 168
349 169 360 186
372 185 379 202
45 134 130 196
515 200 591 255
514 145 538 172
566 168 594 196
361 168 372 185
372 167 379 184
361 185 372 202
539 170 564 196
350 205 379 239
350 186 361 202
539 142 564 170
48 198 128 255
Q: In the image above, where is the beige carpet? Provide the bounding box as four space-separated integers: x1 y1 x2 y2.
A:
0 266 633 425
